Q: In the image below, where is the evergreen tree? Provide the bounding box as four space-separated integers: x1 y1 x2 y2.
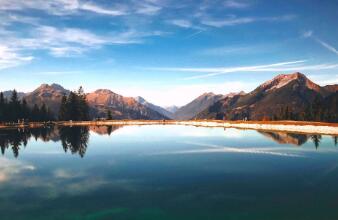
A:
9 90 21 122
0 92 5 122
21 99 30 120
59 95 68 121
31 104 40 122
107 109 113 120
57 87 90 121
40 103 47 121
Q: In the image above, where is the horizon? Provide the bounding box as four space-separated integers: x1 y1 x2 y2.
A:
1 0 338 106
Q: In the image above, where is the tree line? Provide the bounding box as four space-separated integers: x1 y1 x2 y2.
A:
272 93 337 123
0 90 54 123
0 87 90 123
58 87 89 121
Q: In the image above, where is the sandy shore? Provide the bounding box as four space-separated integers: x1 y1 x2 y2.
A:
1 120 337 135
58 120 338 135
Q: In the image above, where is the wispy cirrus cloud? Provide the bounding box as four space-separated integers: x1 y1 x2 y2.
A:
166 19 204 30
199 45 256 56
167 19 194 28
145 60 338 80
0 0 127 16
0 24 167 58
136 3 162 15
0 0 166 17
303 30 338 56
201 14 296 27
0 45 34 70
315 39 338 56
224 0 252 9
81 2 127 16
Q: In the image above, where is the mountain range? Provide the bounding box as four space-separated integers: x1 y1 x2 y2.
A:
1 72 337 121
196 72 337 121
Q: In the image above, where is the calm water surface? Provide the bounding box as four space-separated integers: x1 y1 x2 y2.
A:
0 125 337 220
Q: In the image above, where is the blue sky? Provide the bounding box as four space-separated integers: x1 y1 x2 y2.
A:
0 0 337 106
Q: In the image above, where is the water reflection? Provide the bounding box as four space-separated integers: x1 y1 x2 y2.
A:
0 126 336 158
259 131 308 146
0 126 121 158
0 127 56 158
59 126 89 158
259 131 337 149
90 125 121 136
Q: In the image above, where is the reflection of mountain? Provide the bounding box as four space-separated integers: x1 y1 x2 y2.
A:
259 131 309 146
89 125 122 135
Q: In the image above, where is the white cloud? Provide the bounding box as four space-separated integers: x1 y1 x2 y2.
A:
167 19 205 30
146 60 338 80
136 3 162 15
0 25 166 58
200 45 255 56
167 19 193 28
81 2 127 16
0 45 34 70
37 26 106 46
49 46 87 57
315 38 338 56
224 0 251 9
302 30 313 38
201 15 295 27
303 30 338 56
0 0 127 16
202 17 254 27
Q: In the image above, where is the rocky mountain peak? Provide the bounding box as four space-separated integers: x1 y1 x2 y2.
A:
93 89 115 95
134 96 146 103
34 83 67 93
259 72 320 92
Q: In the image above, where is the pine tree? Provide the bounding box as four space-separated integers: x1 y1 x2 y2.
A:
0 92 5 122
58 87 90 121
107 109 113 120
31 104 40 122
21 99 30 120
59 95 68 121
9 90 21 122
40 103 47 121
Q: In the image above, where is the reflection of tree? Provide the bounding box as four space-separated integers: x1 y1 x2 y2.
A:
311 135 322 149
0 125 125 158
107 126 113 136
334 136 337 147
59 126 89 158
0 127 54 157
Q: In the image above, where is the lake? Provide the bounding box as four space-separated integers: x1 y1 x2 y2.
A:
0 125 337 220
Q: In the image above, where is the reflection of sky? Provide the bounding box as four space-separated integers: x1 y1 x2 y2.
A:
0 125 337 219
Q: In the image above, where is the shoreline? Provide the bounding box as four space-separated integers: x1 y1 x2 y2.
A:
1 120 337 135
